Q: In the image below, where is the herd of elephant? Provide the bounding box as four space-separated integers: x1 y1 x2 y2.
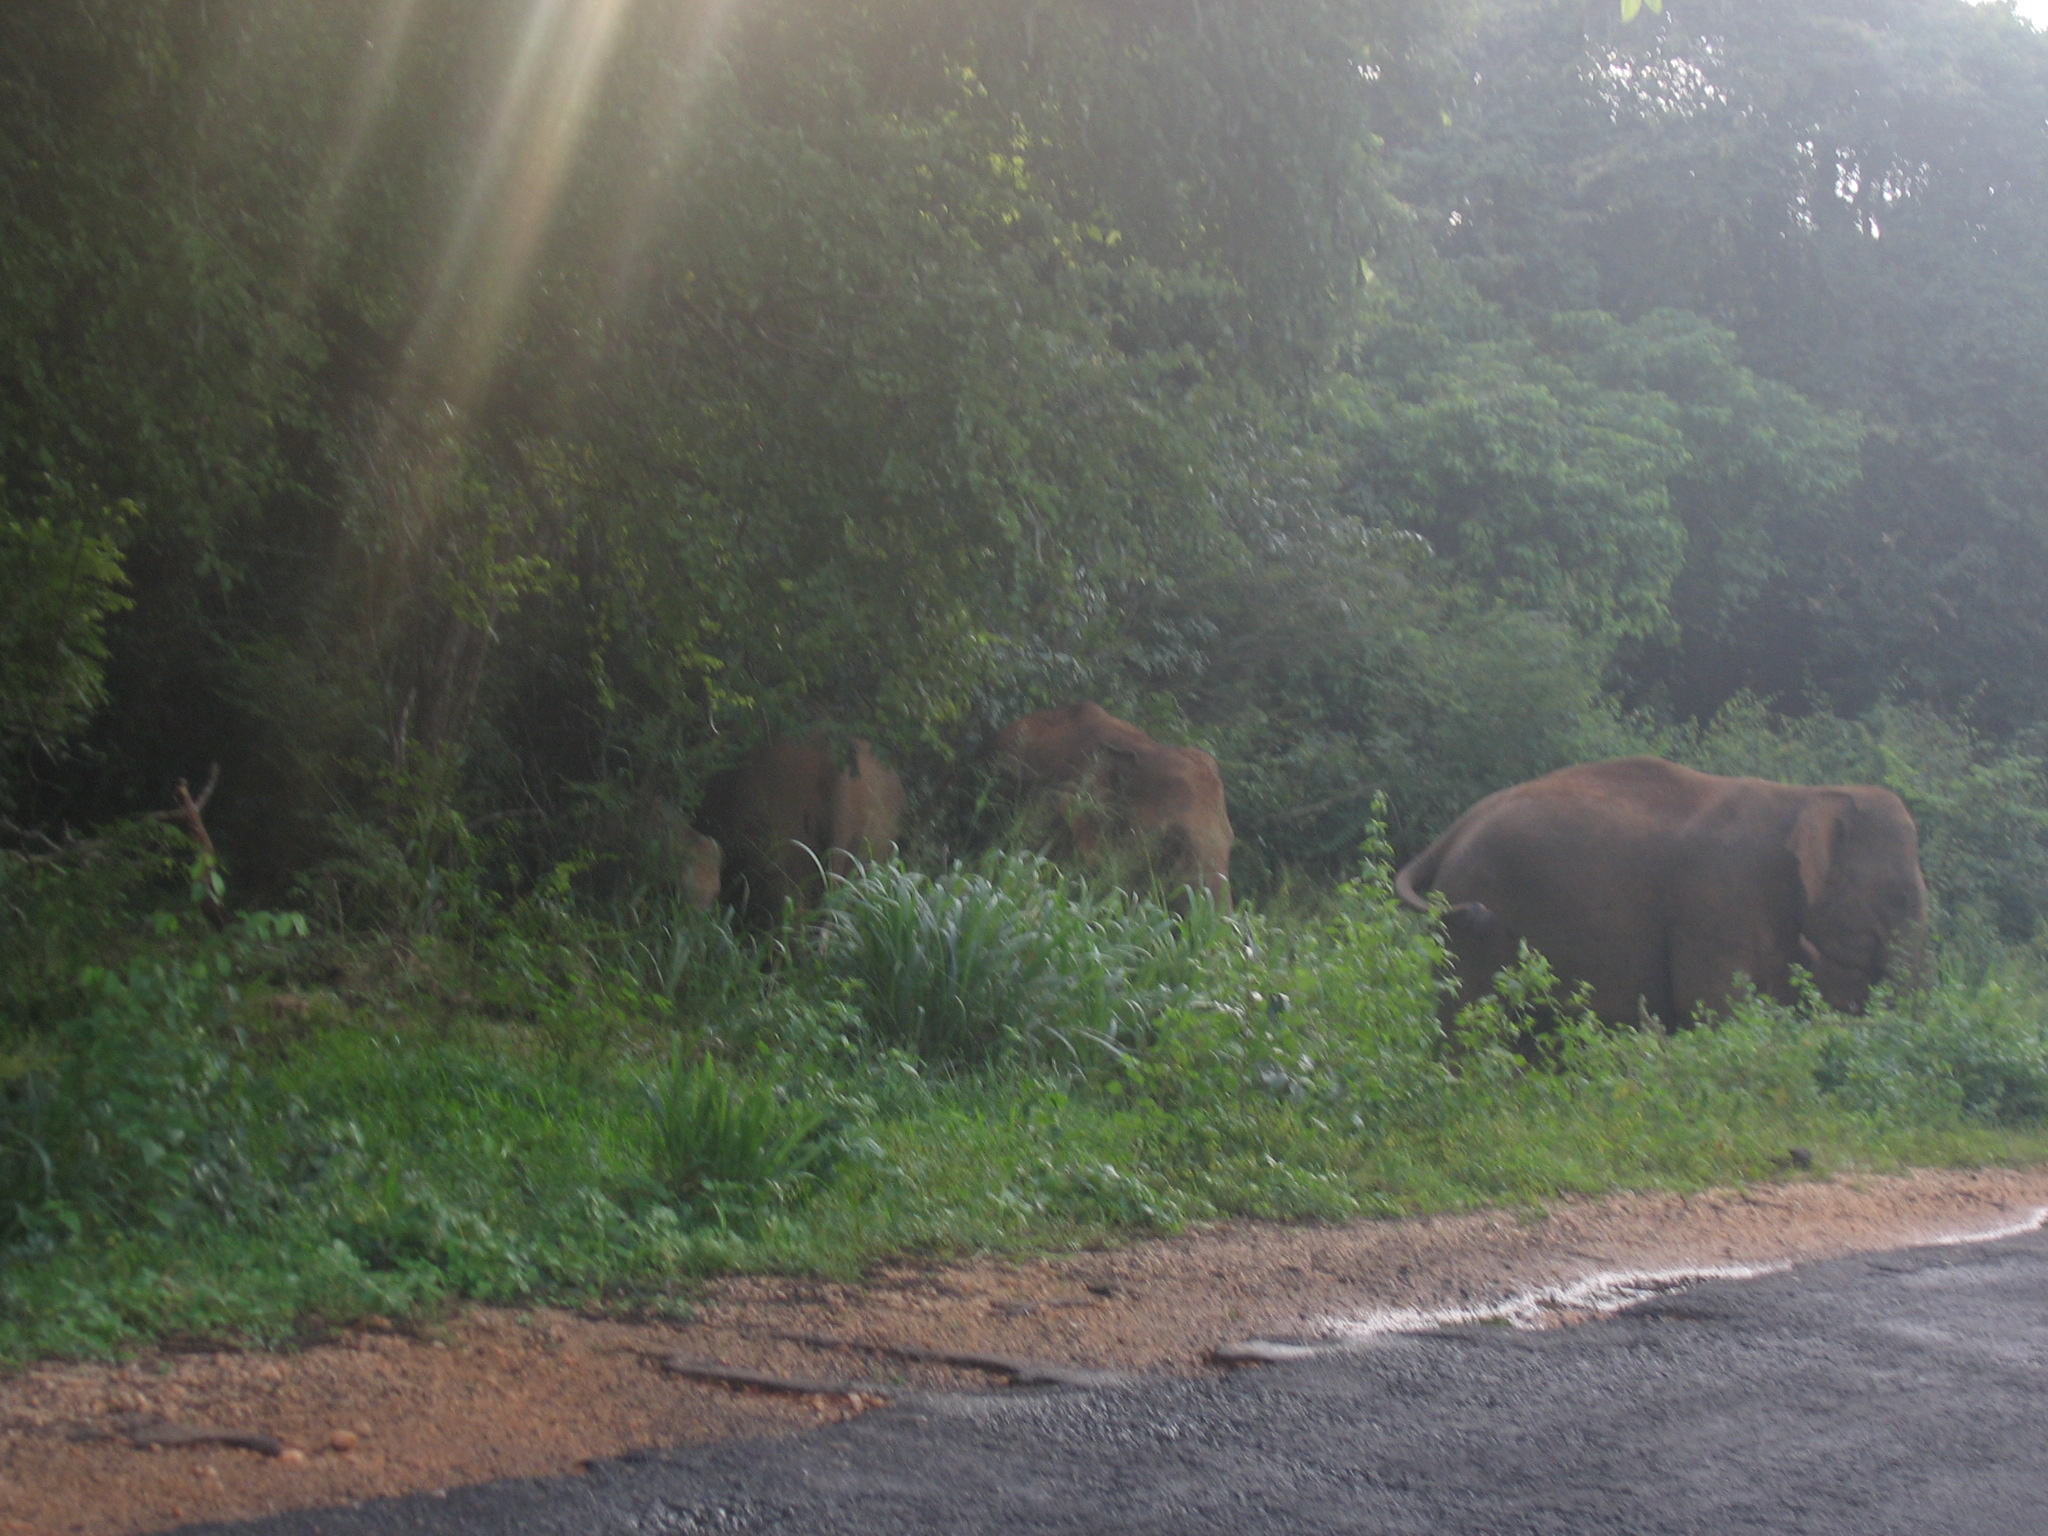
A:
662 703 1931 1031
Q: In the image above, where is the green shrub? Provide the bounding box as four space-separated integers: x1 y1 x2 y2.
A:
1818 972 2048 1127
0 506 131 773
817 853 1213 1070
0 820 188 1047
1180 560 1632 882
1 948 254 1247
1133 871 1446 1123
479 865 670 1037
645 1050 837 1224
306 753 494 942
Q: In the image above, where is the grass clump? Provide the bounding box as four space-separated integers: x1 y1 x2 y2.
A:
817 851 1210 1069
644 1050 837 1223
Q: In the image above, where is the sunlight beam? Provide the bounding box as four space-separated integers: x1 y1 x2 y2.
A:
403 0 635 418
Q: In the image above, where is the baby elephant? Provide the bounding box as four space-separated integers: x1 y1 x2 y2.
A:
1395 756 1928 1027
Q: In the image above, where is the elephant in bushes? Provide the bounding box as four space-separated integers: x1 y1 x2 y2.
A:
695 732 905 918
636 804 723 912
993 701 1233 908
581 796 721 912
1394 756 1929 1027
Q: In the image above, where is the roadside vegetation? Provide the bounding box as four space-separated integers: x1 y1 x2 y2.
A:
7 811 2048 1365
9 0 2048 1363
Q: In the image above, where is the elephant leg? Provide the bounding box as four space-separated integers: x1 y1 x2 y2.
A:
1668 931 1787 1028
1443 903 1521 1014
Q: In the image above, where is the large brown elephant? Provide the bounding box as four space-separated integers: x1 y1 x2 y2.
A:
695 732 905 917
993 702 1233 908
1394 756 1928 1027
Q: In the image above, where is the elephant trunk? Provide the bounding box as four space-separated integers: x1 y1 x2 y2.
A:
1796 936 1858 1011
1890 911 1935 997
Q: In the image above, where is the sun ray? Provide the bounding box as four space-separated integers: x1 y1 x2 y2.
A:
300 0 427 273
402 0 636 419
596 0 744 316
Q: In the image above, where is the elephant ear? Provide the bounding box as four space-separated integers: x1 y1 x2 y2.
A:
1786 792 1855 908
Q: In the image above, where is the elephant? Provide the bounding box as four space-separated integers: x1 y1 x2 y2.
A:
695 731 905 917
1393 756 1928 1027
992 702 1233 909
635 802 723 912
581 796 722 912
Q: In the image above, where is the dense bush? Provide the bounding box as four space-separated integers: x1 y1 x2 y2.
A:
0 909 304 1249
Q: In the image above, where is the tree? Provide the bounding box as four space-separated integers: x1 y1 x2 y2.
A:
1404 0 2048 728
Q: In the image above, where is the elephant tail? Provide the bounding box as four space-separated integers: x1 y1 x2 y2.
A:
1393 842 1442 913
1397 836 1505 938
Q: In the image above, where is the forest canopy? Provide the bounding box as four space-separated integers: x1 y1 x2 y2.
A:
6 0 2048 919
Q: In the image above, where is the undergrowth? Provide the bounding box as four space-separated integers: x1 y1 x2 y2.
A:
4 842 2048 1364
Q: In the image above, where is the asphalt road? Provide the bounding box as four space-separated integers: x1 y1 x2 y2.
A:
192 1228 2048 1535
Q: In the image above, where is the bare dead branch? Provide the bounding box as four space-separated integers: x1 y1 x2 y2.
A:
0 818 68 857
153 765 229 928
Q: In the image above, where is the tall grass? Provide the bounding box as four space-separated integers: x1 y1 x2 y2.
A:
645 1050 837 1222
816 852 1220 1069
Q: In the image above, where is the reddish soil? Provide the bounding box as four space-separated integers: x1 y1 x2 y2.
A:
6 1166 2047 1536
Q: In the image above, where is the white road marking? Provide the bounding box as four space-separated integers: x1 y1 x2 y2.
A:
1279 1203 2048 1348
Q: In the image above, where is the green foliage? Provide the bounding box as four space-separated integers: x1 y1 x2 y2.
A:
0 506 130 775
13 0 2046 925
817 853 1216 1069
1408 0 2048 727
306 755 494 942
0 819 188 1041
0 910 305 1250
478 867 671 1038
12 0 2048 1374
607 890 765 1026
1331 305 1692 642
1177 559 1628 871
6 853 2048 1363
644 1051 837 1223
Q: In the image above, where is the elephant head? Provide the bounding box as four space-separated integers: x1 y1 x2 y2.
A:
992 702 1233 908
1787 788 1930 1010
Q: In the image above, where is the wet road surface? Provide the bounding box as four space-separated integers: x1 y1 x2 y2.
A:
189 1228 2048 1535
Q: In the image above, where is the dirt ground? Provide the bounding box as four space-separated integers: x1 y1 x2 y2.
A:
5 1166 2047 1536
